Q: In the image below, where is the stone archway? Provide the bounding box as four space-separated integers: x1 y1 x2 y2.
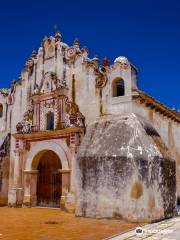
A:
23 141 71 208
25 141 70 171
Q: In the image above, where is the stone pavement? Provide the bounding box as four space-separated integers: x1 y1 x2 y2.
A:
108 214 180 240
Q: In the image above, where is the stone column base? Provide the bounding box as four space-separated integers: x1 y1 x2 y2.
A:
8 188 23 207
64 192 76 213
60 196 66 210
23 195 31 207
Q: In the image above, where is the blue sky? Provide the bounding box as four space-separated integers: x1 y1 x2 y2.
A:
0 0 179 109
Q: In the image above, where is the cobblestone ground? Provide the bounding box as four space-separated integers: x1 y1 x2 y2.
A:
0 207 139 240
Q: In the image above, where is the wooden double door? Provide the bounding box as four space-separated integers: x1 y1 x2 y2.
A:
37 151 62 208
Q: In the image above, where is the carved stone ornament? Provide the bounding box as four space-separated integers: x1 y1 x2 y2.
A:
65 47 76 59
16 107 34 134
65 38 81 62
95 75 107 88
64 100 85 128
45 99 55 108
16 120 32 134
95 67 107 88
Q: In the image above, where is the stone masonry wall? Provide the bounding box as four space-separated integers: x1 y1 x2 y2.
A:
75 114 176 222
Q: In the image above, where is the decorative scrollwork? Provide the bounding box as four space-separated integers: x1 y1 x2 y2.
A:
95 67 108 88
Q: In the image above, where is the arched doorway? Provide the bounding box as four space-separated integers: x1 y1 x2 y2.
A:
36 150 62 207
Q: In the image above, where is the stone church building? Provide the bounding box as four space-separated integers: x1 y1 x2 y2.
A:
0 32 179 222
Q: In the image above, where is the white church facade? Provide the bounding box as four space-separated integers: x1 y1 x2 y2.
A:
0 32 179 222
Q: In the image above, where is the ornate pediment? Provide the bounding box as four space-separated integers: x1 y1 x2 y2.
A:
33 71 67 95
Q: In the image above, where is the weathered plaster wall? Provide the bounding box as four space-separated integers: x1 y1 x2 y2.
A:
0 156 10 206
75 114 176 222
0 94 8 132
0 134 10 206
133 101 180 199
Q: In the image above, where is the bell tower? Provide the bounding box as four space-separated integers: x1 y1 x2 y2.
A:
103 56 138 115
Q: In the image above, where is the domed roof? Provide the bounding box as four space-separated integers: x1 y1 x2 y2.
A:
114 56 129 64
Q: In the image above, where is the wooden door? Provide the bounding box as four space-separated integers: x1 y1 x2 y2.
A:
37 151 62 207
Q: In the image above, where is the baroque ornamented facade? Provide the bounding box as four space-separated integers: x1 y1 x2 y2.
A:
0 32 179 222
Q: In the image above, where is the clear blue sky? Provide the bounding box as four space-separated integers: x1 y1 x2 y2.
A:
0 0 179 109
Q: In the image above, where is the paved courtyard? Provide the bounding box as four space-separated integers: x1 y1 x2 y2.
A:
0 207 139 240
109 213 180 240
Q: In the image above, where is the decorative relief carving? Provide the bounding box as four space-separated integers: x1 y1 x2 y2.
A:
66 47 76 59
95 65 108 88
16 105 34 134
64 99 85 128
33 71 67 96
65 38 81 64
44 99 55 109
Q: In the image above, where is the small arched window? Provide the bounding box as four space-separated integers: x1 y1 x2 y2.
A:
46 112 54 130
0 104 3 118
112 78 125 97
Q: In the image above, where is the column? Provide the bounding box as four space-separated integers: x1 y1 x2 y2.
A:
58 169 71 210
8 150 24 207
23 170 38 207
13 150 23 188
